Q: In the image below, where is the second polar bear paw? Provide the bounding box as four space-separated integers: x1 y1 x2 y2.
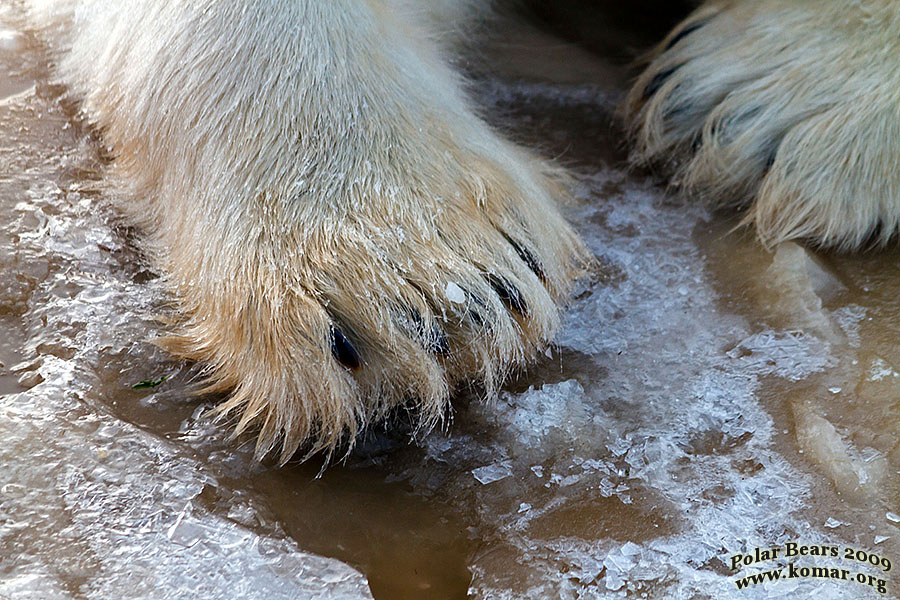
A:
625 0 900 250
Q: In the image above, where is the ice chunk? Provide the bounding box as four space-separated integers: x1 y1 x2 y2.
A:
621 541 642 556
796 406 886 499
445 282 465 304
867 358 897 382
472 461 513 484
763 242 844 339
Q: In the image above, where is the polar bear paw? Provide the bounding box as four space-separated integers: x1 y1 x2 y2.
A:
159 149 588 463
37 0 590 462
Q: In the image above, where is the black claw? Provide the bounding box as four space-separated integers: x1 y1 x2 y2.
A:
408 308 450 356
664 21 706 51
487 274 528 317
464 291 488 328
330 327 361 370
430 327 451 355
504 235 545 281
762 138 782 173
690 132 703 154
643 66 680 100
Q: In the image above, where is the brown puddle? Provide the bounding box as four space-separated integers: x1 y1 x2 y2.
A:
527 490 678 542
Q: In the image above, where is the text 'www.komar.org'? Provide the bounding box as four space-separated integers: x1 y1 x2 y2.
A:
730 542 891 595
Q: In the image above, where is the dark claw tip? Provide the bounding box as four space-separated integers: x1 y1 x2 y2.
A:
505 235 545 282
331 327 361 370
764 147 778 172
408 308 450 356
690 132 703 154
643 66 679 100
487 274 528 317
430 325 450 356
664 21 706 51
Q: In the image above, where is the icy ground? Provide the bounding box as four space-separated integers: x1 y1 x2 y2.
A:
2 8 900 600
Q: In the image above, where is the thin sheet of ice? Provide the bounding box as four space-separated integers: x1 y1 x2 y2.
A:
1 368 371 600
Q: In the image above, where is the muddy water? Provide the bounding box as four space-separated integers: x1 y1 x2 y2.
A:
2 5 900 600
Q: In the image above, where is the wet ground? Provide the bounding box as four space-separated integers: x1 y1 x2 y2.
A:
2 3 900 600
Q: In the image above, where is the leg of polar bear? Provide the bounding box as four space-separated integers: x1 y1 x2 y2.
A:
22 0 588 461
626 0 900 250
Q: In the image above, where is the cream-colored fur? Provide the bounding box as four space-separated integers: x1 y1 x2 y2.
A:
19 0 589 462
626 0 900 251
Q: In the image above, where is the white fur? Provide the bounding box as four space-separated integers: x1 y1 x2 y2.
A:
20 0 588 461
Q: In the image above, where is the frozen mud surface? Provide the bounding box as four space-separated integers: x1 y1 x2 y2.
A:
2 7 900 600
